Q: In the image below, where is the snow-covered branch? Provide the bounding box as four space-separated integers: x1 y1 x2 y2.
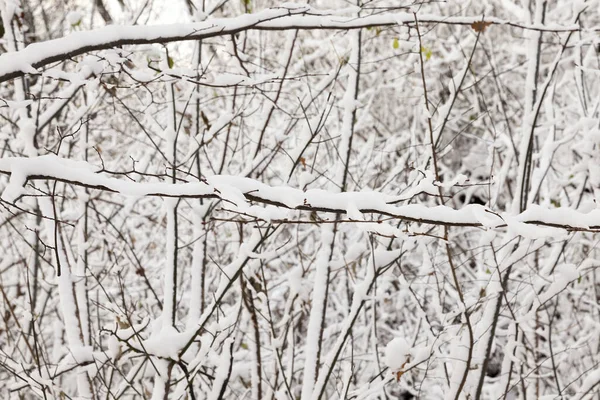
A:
1 155 599 234
0 7 590 84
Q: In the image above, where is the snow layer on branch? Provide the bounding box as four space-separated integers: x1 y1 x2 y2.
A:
384 337 411 371
0 9 582 83
2 155 600 236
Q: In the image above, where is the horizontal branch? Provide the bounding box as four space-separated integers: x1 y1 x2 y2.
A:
0 155 598 235
0 5 589 84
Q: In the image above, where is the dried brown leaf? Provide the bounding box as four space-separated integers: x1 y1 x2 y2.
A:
471 21 492 33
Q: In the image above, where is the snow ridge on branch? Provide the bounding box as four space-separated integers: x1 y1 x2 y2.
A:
0 155 598 235
0 6 588 84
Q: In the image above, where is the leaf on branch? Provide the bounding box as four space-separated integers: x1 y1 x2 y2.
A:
471 21 492 33
395 360 409 381
116 316 130 329
393 38 399 49
67 11 83 28
420 46 432 61
201 111 211 130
